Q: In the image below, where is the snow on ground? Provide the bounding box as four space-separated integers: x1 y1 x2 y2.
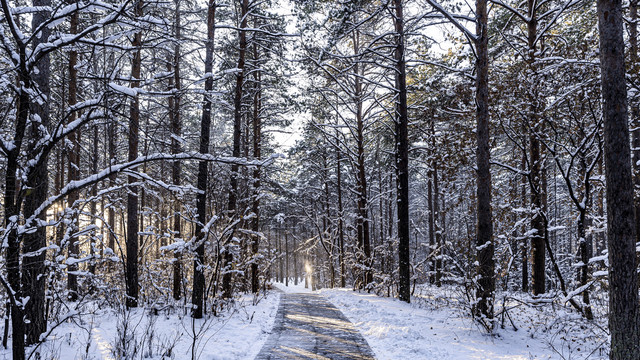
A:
2 282 608 360
4 291 280 360
275 282 607 360
271 279 312 294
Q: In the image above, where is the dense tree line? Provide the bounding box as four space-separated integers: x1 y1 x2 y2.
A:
287 0 638 356
0 0 638 358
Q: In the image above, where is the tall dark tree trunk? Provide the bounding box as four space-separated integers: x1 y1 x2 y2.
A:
336 133 346 288
378 156 386 285
66 10 80 302
387 173 395 295
89 125 99 276
105 59 116 262
3 11 33 360
251 39 262 293
321 152 335 288
393 0 411 303
107 104 116 259
430 120 442 286
278 231 283 283
597 0 640 357
126 0 143 309
224 0 248 299
356 76 372 289
427 166 435 284
293 228 299 285
284 231 289 286
347 28 372 290
521 153 528 292
5 91 27 359
170 0 183 301
527 1 546 295
474 0 495 321
23 0 51 344
433 155 442 287
192 0 216 318
630 0 640 247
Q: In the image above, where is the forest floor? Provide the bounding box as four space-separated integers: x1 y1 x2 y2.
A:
7 291 281 360
3 282 608 360
274 281 608 359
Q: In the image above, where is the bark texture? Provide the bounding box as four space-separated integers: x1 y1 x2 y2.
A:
192 0 216 318
393 0 411 303
251 41 262 293
23 0 51 343
223 0 248 299
126 0 144 308
474 0 495 321
66 10 80 302
527 0 546 296
597 0 640 357
171 0 183 301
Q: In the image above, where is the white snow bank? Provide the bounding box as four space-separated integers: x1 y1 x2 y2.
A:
318 286 606 360
10 292 280 360
271 279 313 294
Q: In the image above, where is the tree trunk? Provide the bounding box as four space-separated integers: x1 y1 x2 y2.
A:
474 0 495 322
293 230 299 285
66 9 80 302
597 0 640 356
107 99 116 259
321 152 335 288
285 230 289 286
23 0 51 344
89 123 99 276
126 0 143 309
630 0 640 247
192 0 216 318
170 0 183 301
521 152 528 292
336 133 346 288
433 155 442 287
251 39 261 293
278 231 283 283
5 140 25 360
348 28 372 290
575 156 594 319
577 208 593 319
393 0 411 303
5 18 32 360
525 0 546 296
428 168 435 284
378 156 386 286
224 0 248 299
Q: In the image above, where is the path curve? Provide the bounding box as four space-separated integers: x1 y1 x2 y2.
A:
255 293 376 360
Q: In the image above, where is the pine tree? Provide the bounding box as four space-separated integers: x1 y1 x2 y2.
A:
597 0 640 356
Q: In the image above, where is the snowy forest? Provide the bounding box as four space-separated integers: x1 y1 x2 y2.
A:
0 0 639 358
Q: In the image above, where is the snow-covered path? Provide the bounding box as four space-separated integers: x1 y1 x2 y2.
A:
255 293 376 359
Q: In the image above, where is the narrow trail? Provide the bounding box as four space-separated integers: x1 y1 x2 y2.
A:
255 293 376 360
